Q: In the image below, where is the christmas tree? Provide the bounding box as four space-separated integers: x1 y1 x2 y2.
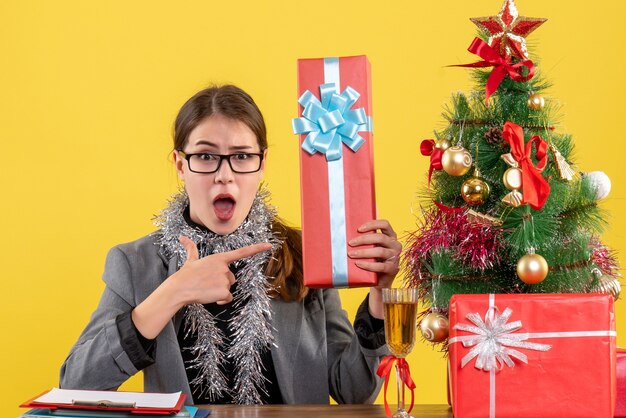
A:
405 0 621 346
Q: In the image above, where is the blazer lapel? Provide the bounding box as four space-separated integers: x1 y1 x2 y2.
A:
270 297 303 403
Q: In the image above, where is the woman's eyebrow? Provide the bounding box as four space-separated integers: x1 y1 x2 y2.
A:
229 145 255 151
191 139 219 148
189 140 255 152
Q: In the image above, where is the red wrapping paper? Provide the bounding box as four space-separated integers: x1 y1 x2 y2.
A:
449 293 616 418
616 348 626 417
296 55 377 288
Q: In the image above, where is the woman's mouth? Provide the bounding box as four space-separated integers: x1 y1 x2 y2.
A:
213 194 236 221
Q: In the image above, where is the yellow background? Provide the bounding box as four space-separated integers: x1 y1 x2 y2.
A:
2 0 625 415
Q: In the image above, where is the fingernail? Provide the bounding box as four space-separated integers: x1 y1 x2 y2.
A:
348 239 356 246
348 251 357 257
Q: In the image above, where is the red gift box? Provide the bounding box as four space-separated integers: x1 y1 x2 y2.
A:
293 55 377 288
448 293 616 418
616 348 626 417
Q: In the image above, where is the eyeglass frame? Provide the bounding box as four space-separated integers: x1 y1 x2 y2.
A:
177 150 265 174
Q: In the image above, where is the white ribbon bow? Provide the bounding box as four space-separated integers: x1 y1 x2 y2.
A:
454 307 552 371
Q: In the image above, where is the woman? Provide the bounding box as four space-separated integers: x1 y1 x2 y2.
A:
60 85 401 405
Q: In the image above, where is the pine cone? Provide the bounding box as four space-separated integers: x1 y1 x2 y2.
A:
484 127 504 146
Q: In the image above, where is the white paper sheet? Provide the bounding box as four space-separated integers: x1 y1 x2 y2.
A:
34 388 182 408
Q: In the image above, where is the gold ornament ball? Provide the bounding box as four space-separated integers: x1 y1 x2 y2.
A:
435 138 452 151
517 253 549 285
503 167 523 190
420 312 449 343
528 93 545 110
595 275 621 300
461 177 491 206
441 146 472 176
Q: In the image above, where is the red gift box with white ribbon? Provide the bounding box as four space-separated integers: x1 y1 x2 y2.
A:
448 293 616 418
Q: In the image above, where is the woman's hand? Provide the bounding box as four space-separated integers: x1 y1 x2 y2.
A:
174 236 271 305
131 236 271 339
348 219 402 319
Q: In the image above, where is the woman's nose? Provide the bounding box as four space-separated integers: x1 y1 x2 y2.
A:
214 158 235 183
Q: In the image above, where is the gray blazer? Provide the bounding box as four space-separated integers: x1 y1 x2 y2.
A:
60 233 388 404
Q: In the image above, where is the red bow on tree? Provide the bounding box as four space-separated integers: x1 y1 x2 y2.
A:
453 37 535 104
502 121 550 210
420 139 444 189
376 355 416 418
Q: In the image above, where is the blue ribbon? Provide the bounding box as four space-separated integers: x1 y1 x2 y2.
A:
292 83 371 161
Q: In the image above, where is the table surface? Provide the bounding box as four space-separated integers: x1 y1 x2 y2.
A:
200 404 453 417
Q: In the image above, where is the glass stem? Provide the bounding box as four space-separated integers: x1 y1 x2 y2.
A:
396 361 405 412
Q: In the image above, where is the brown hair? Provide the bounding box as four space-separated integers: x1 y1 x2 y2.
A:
173 85 308 302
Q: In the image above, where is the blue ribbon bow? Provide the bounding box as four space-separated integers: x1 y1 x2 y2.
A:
292 83 371 161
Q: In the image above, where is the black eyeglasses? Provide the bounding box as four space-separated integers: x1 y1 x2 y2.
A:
178 151 264 174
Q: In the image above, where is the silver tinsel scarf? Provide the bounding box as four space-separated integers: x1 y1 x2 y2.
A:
153 187 281 404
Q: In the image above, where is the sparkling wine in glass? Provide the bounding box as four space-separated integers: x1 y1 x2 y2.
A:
383 288 419 418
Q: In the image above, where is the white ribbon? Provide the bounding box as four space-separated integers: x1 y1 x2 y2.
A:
448 305 551 372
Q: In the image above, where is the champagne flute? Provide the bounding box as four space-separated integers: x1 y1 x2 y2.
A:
383 288 419 418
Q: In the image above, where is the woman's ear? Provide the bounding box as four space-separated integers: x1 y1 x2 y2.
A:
172 150 185 179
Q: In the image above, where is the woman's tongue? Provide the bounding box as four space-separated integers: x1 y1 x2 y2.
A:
213 197 235 221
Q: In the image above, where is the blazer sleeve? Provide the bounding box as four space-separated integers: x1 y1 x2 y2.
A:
323 289 389 404
59 245 155 390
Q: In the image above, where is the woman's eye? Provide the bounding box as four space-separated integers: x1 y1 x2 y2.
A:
233 153 250 160
198 153 219 161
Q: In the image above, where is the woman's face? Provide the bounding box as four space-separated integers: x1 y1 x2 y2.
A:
173 114 265 235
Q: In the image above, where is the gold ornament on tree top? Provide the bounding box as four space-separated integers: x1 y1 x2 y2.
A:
470 0 547 61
